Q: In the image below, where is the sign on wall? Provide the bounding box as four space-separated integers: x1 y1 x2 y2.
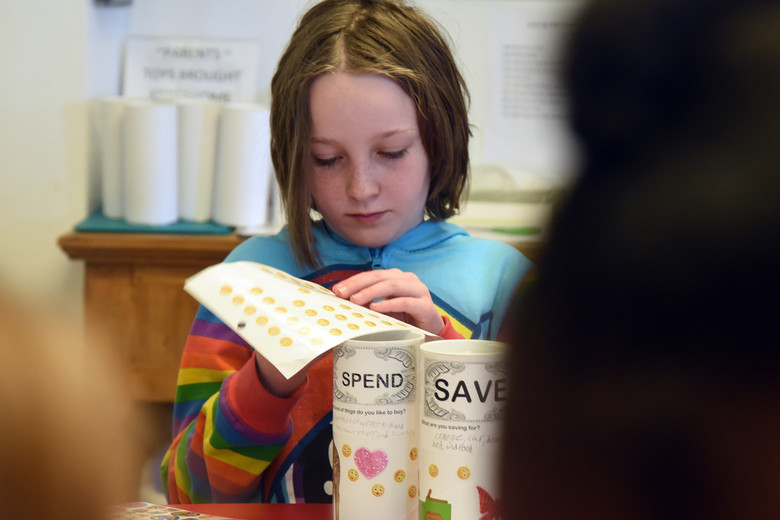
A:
122 37 261 102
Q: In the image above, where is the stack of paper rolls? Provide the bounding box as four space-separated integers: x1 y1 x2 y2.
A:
93 97 274 229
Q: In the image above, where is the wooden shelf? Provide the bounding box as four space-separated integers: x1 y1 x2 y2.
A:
58 231 244 266
59 232 244 402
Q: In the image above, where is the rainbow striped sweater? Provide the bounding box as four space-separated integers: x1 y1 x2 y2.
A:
161 220 532 504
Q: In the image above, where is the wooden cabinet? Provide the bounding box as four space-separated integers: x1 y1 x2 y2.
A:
58 232 244 402
59 231 541 403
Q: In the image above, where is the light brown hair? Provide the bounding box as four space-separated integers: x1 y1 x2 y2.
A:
270 0 471 268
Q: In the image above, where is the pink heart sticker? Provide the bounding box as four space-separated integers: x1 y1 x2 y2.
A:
353 447 388 478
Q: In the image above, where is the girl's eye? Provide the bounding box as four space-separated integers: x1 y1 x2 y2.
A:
314 156 339 168
379 149 408 160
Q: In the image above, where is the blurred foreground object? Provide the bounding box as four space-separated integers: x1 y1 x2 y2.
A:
0 286 147 519
501 0 780 518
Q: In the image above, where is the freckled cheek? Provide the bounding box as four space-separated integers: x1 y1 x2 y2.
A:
392 173 429 203
395 158 430 197
311 176 345 206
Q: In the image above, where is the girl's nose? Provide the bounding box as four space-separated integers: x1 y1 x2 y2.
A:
345 160 380 201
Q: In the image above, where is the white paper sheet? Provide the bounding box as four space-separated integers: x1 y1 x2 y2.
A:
484 1 582 183
184 261 433 378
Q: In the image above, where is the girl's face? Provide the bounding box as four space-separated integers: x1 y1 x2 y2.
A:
308 72 430 248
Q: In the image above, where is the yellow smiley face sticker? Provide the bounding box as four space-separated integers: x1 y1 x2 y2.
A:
394 470 406 483
347 468 359 482
342 444 351 457
408 485 417 499
409 447 418 461
457 466 471 480
428 464 439 477
372 483 385 497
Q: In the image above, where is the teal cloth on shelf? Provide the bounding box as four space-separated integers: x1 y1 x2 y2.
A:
75 210 234 235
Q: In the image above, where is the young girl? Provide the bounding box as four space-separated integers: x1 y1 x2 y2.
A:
162 0 532 504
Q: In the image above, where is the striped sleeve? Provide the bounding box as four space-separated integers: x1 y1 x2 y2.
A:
437 315 466 340
160 306 307 503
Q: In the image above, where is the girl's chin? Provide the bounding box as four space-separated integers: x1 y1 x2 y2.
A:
342 230 402 249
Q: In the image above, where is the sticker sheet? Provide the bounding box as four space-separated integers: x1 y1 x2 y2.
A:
112 502 235 520
184 261 432 378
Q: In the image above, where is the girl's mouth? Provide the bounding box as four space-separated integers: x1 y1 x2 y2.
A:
348 211 386 224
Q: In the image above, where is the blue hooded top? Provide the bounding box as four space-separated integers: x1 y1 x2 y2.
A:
224 219 532 339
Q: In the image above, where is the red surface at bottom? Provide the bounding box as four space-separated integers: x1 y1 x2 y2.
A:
170 503 332 520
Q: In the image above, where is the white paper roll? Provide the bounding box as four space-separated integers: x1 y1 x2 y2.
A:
177 98 222 222
98 97 127 219
332 330 424 520
212 103 273 228
122 99 178 225
418 340 508 520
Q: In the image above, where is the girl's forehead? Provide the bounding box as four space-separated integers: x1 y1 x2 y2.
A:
309 71 406 100
309 72 418 141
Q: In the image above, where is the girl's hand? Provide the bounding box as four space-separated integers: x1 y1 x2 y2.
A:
255 352 308 397
332 269 445 335
254 350 329 398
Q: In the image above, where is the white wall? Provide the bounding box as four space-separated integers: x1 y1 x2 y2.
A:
118 0 575 178
0 0 574 312
0 0 89 313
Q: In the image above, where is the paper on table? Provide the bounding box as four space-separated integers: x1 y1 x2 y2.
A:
112 502 235 520
184 261 433 378
449 200 552 230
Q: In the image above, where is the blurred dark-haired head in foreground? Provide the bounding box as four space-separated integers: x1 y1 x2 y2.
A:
501 0 780 518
